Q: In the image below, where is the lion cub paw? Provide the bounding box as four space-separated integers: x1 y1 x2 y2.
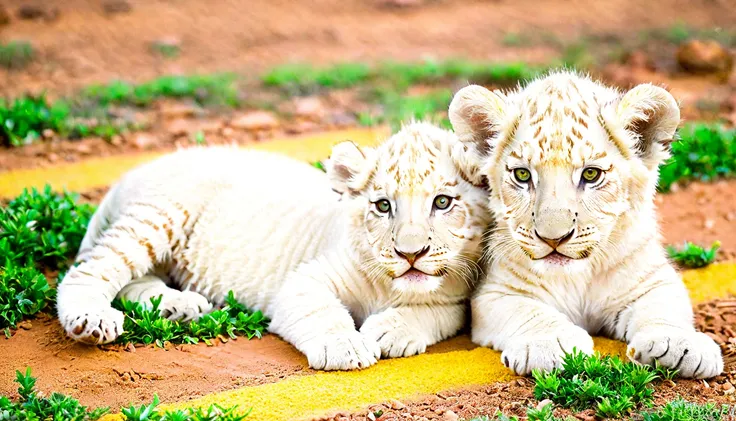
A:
360 312 428 358
627 329 723 379
500 326 594 376
302 331 381 371
60 306 125 345
155 290 213 322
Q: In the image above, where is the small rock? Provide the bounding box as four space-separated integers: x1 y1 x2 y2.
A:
676 40 734 78
221 127 235 137
230 111 279 131
0 5 11 25
625 50 655 70
103 0 132 15
47 152 59 163
725 212 735 222
17 320 32 330
159 103 199 119
704 218 716 230
536 399 553 410
75 144 92 155
109 134 123 146
125 343 136 352
165 119 191 137
376 0 426 7
17 5 45 20
442 410 459 421
42 129 55 139
389 399 406 410
294 97 326 120
131 133 157 150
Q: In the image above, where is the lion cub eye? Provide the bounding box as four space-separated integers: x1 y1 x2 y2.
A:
375 199 391 214
433 195 453 210
513 168 531 183
581 168 602 183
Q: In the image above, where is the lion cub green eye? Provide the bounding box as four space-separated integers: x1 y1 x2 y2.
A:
375 199 391 214
513 168 531 183
581 168 602 183
433 195 452 210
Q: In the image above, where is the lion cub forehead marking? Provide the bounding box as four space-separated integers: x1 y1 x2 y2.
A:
511 75 614 167
376 128 444 193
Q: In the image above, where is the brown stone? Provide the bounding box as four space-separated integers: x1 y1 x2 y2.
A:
0 5 11 25
17 4 45 20
130 133 157 150
159 103 199 119
676 40 734 77
103 0 132 15
230 111 279 131
294 97 326 120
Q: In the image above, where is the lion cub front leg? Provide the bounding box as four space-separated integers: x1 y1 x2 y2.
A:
268 258 380 371
613 273 723 379
360 304 464 358
472 284 594 376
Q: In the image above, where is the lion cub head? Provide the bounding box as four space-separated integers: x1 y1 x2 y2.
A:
449 72 679 274
325 122 492 294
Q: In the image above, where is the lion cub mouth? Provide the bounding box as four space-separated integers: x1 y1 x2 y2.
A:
397 268 431 282
539 251 575 265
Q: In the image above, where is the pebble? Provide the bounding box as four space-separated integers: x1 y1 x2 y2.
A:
441 410 459 421
389 399 406 410
130 133 157 150
676 40 734 78
17 320 32 330
230 111 279 131
103 0 132 15
159 103 199 119
294 97 326 120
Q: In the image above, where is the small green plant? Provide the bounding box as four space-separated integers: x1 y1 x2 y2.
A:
193 130 206 145
312 161 326 172
113 291 268 347
122 394 251 421
641 398 730 421
0 185 95 269
532 350 661 418
83 73 240 108
502 32 533 47
660 124 736 192
667 241 720 269
0 41 34 69
1 367 109 420
150 40 181 59
0 264 53 333
377 89 453 131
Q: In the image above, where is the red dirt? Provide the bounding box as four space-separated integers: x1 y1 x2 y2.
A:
0 314 308 408
2 0 734 98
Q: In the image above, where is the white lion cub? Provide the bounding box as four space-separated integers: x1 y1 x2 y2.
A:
448 71 723 378
56 122 492 370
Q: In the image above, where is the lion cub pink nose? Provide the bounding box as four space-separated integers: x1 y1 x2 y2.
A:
535 230 574 249
395 246 430 265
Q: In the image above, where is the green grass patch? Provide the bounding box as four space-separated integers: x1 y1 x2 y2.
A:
0 95 133 146
0 265 53 334
667 241 720 269
3 367 251 420
263 59 546 93
532 350 676 418
660 123 736 192
83 73 240 107
641 398 730 421
365 89 453 130
0 41 34 70
113 291 268 347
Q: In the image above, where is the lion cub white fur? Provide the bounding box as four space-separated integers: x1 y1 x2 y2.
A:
56 123 492 370
449 71 723 378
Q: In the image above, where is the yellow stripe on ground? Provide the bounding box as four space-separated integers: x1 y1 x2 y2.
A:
0 128 389 198
99 263 736 421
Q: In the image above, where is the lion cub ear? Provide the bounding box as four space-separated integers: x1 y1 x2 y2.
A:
605 83 680 169
325 141 376 194
449 84 508 159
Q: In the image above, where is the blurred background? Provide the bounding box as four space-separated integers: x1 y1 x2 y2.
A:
0 0 734 159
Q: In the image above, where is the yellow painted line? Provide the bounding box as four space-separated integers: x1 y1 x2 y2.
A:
0 128 389 198
98 264 736 421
